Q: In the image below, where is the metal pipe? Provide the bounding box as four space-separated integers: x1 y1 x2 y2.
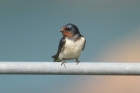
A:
0 62 140 75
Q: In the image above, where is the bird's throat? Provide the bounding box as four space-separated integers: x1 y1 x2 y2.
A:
62 31 73 37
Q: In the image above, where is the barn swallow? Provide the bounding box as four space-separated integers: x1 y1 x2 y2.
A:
52 23 86 67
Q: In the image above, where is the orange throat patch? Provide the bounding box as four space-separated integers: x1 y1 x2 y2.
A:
62 31 73 37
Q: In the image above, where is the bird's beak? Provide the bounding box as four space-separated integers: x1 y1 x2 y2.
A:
59 30 63 32
60 26 66 32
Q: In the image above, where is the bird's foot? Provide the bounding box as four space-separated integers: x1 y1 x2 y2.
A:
61 61 66 68
75 59 80 65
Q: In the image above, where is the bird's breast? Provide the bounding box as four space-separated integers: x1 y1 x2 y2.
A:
59 37 85 59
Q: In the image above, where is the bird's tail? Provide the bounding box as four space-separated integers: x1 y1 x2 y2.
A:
52 55 61 62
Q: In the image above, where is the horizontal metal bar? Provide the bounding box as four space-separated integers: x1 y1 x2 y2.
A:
0 62 140 75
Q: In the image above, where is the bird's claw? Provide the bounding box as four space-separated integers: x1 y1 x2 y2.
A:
76 61 80 65
61 61 66 68
76 59 80 65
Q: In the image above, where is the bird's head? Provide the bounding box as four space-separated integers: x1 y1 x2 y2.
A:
60 23 80 37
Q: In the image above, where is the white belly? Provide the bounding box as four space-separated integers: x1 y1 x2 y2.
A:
59 37 85 60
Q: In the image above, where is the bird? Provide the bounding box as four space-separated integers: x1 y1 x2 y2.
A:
52 23 86 67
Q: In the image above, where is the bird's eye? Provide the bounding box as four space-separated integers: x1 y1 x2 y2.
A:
67 27 71 30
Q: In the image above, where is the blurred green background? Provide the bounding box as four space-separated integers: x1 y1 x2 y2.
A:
0 0 140 93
